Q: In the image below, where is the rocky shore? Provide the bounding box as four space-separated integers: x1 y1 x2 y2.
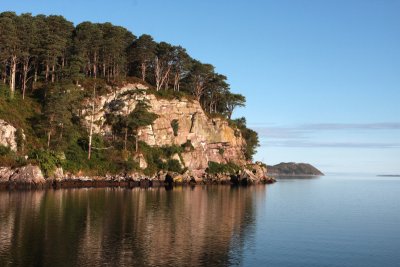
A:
0 164 276 190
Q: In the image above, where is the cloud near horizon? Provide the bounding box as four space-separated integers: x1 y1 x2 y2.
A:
252 122 400 149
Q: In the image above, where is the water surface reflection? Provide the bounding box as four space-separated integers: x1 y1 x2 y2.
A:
0 186 266 266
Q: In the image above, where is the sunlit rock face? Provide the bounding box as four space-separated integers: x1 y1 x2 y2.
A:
81 83 247 175
9 165 45 185
0 119 19 151
0 165 45 186
0 167 13 183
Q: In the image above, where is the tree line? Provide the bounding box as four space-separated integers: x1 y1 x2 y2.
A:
0 12 245 118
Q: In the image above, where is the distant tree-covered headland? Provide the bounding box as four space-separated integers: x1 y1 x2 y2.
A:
0 12 259 177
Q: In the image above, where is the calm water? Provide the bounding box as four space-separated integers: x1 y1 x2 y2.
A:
0 175 399 267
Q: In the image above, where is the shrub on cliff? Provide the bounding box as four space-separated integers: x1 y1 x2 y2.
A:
206 161 241 175
29 149 62 177
171 119 179 136
0 145 11 156
229 117 259 160
166 159 183 173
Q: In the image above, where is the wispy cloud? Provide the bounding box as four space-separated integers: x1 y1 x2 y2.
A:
251 122 400 131
253 127 308 139
262 140 400 149
298 123 400 130
252 122 400 149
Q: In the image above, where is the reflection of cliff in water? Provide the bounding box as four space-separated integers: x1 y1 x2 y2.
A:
0 186 266 266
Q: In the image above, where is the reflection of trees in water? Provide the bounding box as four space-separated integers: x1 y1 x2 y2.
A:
0 186 266 266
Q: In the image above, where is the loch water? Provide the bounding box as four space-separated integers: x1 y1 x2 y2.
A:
0 174 399 267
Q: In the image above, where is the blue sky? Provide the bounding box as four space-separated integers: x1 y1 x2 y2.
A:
1 0 399 174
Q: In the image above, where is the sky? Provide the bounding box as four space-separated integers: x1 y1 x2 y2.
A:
1 0 399 174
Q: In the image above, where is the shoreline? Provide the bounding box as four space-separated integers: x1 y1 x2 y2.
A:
0 176 277 190
1 164 276 190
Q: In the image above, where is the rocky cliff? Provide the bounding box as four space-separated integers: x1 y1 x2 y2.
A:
82 83 247 175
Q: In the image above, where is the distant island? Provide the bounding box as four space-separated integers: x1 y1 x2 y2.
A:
377 175 400 177
267 162 324 176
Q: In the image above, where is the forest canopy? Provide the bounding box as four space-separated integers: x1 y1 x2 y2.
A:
0 11 246 117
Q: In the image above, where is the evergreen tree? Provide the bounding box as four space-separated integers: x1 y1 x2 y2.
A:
127 34 156 81
0 12 19 97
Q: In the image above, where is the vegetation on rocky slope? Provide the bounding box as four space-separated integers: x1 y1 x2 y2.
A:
0 12 260 177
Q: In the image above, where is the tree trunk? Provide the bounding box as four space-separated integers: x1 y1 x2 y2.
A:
88 84 96 160
22 58 30 100
51 64 55 83
135 133 138 153
124 127 128 151
10 55 17 98
2 67 6 84
34 68 38 83
155 57 171 91
47 131 51 148
45 63 49 81
155 57 161 91
59 123 64 140
141 62 146 81
93 51 97 79
164 72 169 90
61 56 65 80
174 72 180 91
194 82 203 102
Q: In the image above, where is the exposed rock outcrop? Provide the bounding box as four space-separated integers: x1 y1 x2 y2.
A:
51 167 64 181
0 167 14 184
81 83 247 175
0 119 24 151
0 165 45 188
9 165 45 185
133 153 148 170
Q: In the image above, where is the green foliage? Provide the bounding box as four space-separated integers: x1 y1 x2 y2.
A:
230 117 259 160
61 134 140 176
181 140 194 151
171 119 179 136
147 88 189 101
0 145 11 156
127 101 158 129
15 128 24 152
161 145 184 157
138 142 185 175
222 93 246 119
0 146 18 167
0 11 247 121
29 149 62 177
166 159 183 173
218 148 225 155
0 86 42 149
206 161 241 175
